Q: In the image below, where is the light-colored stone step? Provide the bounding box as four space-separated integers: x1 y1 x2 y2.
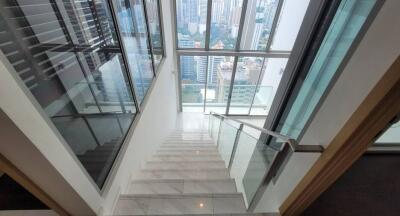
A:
135 169 230 180
115 193 246 215
151 155 222 162
163 140 215 144
156 149 218 154
145 161 226 169
159 145 217 151
160 144 216 148
126 179 237 195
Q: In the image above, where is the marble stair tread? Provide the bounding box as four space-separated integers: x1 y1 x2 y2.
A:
126 179 237 195
160 144 217 148
145 161 226 169
115 193 246 215
159 145 217 149
156 149 219 153
163 140 215 144
136 169 230 180
151 155 223 162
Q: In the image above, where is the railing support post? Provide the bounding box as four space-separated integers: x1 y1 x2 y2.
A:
228 123 243 171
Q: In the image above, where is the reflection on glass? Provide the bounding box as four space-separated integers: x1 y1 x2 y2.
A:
217 120 240 167
242 138 278 205
210 0 244 50
375 120 400 145
114 0 154 104
0 0 137 188
274 0 377 140
250 58 287 115
176 0 208 48
180 56 207 112
269 0 310 51
229 57 264 114
240 0 279 51
205 56 235 113
145 0 164 69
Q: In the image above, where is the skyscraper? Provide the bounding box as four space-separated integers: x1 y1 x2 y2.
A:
179 36 196 80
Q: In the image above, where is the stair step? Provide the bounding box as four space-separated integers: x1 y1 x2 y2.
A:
126 179 237 195
163 139 214 143
151 155 222 162
157 149 218 153
115 193 246 215
160 144 216 148
158 146 217 151
136 169 230 180
145 161 226 170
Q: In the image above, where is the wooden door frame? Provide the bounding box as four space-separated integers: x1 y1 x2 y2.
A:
280 57 400 215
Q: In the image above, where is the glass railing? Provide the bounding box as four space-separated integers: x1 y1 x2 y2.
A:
208 112 323 211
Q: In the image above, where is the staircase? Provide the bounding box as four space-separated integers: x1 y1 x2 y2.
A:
113 130 277 215
78 140 120 187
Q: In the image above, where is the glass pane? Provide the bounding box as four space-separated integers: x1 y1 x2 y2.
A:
375 119 400 145
270 0 310 51
145 0 164 69
229 130 259 206
250 58 288 115
210 0 244 50
240 0 279 51
205 56 235 113
217 120 240 167
176 0 208 48
0 0 136 188
229 57 264 114
242 137 278 205
274 0 377 140
209 115 222 143
113 0 154 104
180 56 207 112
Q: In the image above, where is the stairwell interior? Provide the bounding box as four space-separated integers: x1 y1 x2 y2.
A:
113 113 277 215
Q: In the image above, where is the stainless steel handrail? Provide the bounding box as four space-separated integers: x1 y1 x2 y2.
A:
210 112 324 153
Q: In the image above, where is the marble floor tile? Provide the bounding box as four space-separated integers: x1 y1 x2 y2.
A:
145 161 226 170
127 180 184 195
147 197 213 215
114 198 149 215
213 196 247 214
183 179 237 194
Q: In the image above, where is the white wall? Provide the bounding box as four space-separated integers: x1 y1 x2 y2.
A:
100 0 179 214
254 0 400 213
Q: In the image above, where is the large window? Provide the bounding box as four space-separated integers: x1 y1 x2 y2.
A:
0 0 164 188
145 0 165 69
210 0 244 50
176 0 309 115
176 0 208 48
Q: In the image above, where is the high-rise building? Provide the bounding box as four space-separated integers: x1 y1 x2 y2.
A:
195 56 207 83
179 36 196 80
207 56 225 83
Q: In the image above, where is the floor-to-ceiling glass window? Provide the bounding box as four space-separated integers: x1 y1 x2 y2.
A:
205 56 235 113
210 0 244 50
228 57 264 114
0 0 164 188
176 0 208 48
144 0 164 69
175 0 308 116
113 0 155 105
180 55 207 112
